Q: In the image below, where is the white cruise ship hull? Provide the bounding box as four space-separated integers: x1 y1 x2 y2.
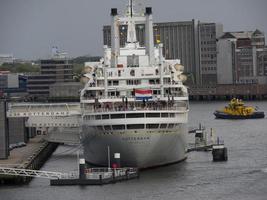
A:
81 124 187 168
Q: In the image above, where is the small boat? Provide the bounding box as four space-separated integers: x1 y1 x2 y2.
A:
214 98 265 119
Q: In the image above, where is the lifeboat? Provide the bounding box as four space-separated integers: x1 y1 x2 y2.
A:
214 98 265 119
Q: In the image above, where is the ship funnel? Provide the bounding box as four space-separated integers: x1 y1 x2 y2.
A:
111 8 120 68
145 7 154 65
145 7 152 15
111 8 118 16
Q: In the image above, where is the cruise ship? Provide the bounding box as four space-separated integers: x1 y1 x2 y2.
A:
80 0 189 168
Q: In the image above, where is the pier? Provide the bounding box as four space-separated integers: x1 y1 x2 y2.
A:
50 168 139 186
0 135 58 184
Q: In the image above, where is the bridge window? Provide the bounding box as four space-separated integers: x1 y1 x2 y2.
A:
127 124 145 129
161 113 168 117
95 115 101 120
102 114 109 119
112 125 125 130
126 113 144 118
168 123 175 128
160 124 168 129
104 125 112 131
169 113 175 118
97 126 104 131
111 114 125 119
146 113 160 118
146 124 159 129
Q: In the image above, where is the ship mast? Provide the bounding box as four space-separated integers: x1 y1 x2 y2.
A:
126 0 137 44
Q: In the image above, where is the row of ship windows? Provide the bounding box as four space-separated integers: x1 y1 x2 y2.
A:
84 113 176 120
91 123 179 131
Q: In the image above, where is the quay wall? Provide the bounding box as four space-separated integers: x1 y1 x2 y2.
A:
0 142 58 185
189 84 267 100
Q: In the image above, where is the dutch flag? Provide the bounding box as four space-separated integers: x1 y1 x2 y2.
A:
135 89 152 101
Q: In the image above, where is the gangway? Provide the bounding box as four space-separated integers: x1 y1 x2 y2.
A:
7 102 81 118
0 167 74 180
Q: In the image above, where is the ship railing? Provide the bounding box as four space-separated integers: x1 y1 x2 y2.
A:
84 168 138 180
83 105 188 114
81 94 188 101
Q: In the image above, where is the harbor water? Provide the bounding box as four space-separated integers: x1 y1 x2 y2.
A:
1 101 267 200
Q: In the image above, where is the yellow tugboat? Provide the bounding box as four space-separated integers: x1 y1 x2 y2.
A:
214 98 265 119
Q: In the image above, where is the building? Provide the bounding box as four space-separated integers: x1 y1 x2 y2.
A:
103 20 223 85
217 30 266 85
49 82 83 98
0 72 28 97
8 118 28 145
27 53 74 97
0 54 14 66
198 22 223 85
0 100 9 159
257 46 267 76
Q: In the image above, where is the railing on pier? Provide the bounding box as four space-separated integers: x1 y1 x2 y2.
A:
0 167 138 180
0 167 68 179
84 168 138 180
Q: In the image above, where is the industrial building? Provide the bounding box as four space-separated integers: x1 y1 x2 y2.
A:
198 22 223 84
49 82 83 98
103 20 223 85
217 30 267 85
0 100 9 159
27 52 74 97
8 118 28 145
0 54 14 66
0 72 27 97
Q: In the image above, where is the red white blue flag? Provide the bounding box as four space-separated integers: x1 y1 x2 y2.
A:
135 89 152 100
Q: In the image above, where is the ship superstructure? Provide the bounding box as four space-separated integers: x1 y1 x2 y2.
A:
80 0 189 168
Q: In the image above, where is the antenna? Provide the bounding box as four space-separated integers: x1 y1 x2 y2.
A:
130 0 133 17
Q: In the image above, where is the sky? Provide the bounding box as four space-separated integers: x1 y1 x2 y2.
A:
0 0 267 60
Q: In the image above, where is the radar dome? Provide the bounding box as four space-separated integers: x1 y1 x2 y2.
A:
174 64 184 72
81 77 89 84
84 66 93 73
179 74 187 82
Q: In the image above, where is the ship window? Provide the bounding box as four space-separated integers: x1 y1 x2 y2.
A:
146 113 160 118
146 124 159 129
96 115 101 120
161 113 168 117
102 114 109 119
97 126 104 131
160 124 168 129
127 124 145 129
113 80 119 86
126 113 144 118
153 90 161 95
168 123 175 128
149 79 155 84
169 113 175 118
111 114 125 119
112 125 125 130
104 125 111 131
130 69 135 76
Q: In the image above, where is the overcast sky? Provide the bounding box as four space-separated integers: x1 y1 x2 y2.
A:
0 0 267 60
